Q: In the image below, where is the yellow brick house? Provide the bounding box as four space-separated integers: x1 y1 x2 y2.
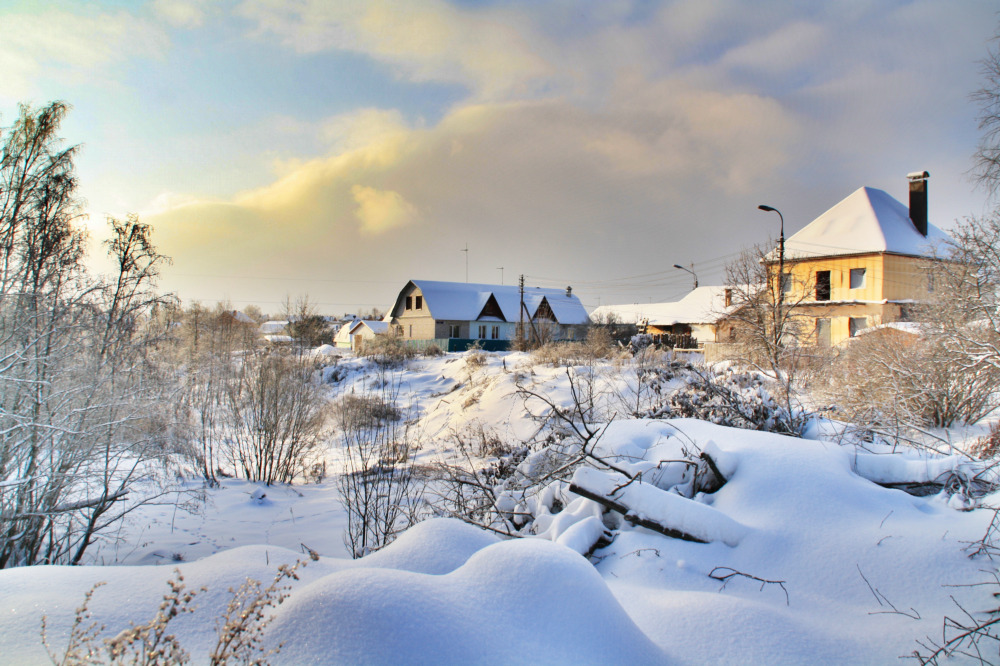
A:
769 172 951 346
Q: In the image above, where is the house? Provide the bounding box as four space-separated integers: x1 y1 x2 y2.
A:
259 320 293 344
768 172 951 346
345 320 389 353
333 318 357 349
385 280 591 350
591 285 739 346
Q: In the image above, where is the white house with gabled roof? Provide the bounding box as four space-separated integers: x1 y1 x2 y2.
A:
386 279 590 345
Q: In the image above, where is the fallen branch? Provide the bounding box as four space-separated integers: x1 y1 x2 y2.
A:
709 566 789 606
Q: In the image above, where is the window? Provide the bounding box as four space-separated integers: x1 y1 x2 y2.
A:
448 324 460 338
815 318 831 347
849 268 866 290
477 324 487 339
927 272 935 293
781 273 792 294
724 288 732 307
815 271 831 301
415 295 423 310
408 325 413 338
405 296 413 310
491 325 499 339
849 317 868 337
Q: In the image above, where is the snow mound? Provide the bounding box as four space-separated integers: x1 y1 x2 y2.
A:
267 538 667 664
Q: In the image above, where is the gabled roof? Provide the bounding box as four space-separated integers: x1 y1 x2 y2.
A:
348 320 389 335
392 280 591 325
773 186 951 261
591 285 735 327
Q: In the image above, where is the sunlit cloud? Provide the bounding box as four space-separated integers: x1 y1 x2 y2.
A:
351 185 417 234
237 0 555 100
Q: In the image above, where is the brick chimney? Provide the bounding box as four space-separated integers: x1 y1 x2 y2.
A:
907 171 929 236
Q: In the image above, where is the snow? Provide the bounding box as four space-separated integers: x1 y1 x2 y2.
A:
775 186 952 260
1 352 996 664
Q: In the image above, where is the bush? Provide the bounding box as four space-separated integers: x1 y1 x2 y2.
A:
361 334 416 367
335 394 402 430
422 343 443 357
818 328 997 428
43 562 306 665
465 342 487 369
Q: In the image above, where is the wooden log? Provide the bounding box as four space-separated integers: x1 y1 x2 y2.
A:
568 482 708 544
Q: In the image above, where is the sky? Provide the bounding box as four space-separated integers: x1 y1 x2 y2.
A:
3 0 998 315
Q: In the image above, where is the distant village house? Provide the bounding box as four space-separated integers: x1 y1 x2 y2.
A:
385 280 591 350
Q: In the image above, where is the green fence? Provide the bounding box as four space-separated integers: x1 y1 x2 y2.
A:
404 338 512 353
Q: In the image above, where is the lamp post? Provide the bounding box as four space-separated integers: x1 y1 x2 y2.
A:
673 263 698 289
757 205 785 313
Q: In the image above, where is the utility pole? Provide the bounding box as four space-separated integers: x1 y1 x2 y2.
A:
518 274 525 349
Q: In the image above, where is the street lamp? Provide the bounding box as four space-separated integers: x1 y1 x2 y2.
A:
673 263 698 289
757 204 785 312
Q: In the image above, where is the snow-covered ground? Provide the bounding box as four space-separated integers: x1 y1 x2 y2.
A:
1 350 997 664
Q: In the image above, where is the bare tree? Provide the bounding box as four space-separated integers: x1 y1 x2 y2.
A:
0 103 182 567
973 30 1000 199
724 243 811 419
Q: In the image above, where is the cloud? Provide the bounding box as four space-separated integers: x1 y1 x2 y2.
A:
351 185 417 233
0 8 168 102
237 0 555 99
153 0 207 29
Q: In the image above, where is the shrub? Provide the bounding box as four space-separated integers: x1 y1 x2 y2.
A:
422 343 443 357
465 342 487 370
361 334 416 367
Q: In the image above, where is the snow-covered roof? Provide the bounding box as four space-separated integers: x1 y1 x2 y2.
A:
394 280 591 325
334 320 356 343
772 186 951 261
591 285 735 327
349 320 389 335
259 320 289 335
231 310 256 324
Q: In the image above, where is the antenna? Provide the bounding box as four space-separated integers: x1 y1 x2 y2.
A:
461 243 469 282
497 266 504 285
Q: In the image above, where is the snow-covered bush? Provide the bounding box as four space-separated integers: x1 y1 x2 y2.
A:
818 326 996 429
669 365 810 436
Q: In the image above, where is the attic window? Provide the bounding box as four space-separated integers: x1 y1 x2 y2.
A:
415 295 423 310
849 268 866 290
405 296 413 310
724 288 732 308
